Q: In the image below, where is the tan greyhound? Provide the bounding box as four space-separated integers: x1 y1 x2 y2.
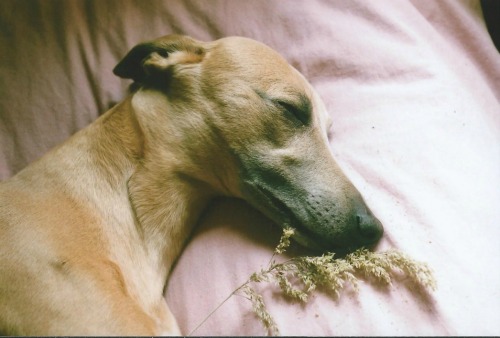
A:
0 35 383 335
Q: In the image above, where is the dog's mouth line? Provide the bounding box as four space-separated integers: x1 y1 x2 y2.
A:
247 184 332 250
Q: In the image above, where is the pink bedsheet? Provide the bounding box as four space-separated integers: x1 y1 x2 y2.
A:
1 0 499 335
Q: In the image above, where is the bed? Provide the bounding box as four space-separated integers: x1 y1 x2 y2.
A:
1 0 499 335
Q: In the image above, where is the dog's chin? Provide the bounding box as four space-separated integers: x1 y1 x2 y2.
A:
285 227 369 257
286 228 330 253
282 224 359 255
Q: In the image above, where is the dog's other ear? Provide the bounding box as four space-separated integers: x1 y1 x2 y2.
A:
113 35 205 83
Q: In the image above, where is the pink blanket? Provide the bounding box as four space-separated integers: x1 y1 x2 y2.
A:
1 0 499 335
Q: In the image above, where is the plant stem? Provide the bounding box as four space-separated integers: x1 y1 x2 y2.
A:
188 281 250 336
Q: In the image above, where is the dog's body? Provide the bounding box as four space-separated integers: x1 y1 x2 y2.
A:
0 35 382 335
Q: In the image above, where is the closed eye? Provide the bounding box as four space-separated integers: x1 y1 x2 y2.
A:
275 95 312 126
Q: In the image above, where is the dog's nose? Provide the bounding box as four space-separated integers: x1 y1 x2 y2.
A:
356 212 384 244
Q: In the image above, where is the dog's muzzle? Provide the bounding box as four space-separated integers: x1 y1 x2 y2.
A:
239 157 384 253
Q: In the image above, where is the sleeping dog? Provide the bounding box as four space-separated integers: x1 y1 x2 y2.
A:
0 35 383 335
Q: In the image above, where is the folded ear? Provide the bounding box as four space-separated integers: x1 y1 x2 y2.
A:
113 35 205 83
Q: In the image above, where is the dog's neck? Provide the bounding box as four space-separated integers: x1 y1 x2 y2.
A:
126 159 215 275
85 94 216 281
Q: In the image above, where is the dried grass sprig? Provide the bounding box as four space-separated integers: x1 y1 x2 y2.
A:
189 227 436 336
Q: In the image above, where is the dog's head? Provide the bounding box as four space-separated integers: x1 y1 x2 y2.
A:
114 35 383 252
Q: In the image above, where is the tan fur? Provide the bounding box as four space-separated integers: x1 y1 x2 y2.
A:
0 35 382 335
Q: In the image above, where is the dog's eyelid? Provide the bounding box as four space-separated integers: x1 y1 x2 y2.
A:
156 49 169 58
253 89 311 126
274 97 311 126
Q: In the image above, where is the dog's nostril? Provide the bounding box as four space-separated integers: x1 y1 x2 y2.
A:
357 214 384 242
